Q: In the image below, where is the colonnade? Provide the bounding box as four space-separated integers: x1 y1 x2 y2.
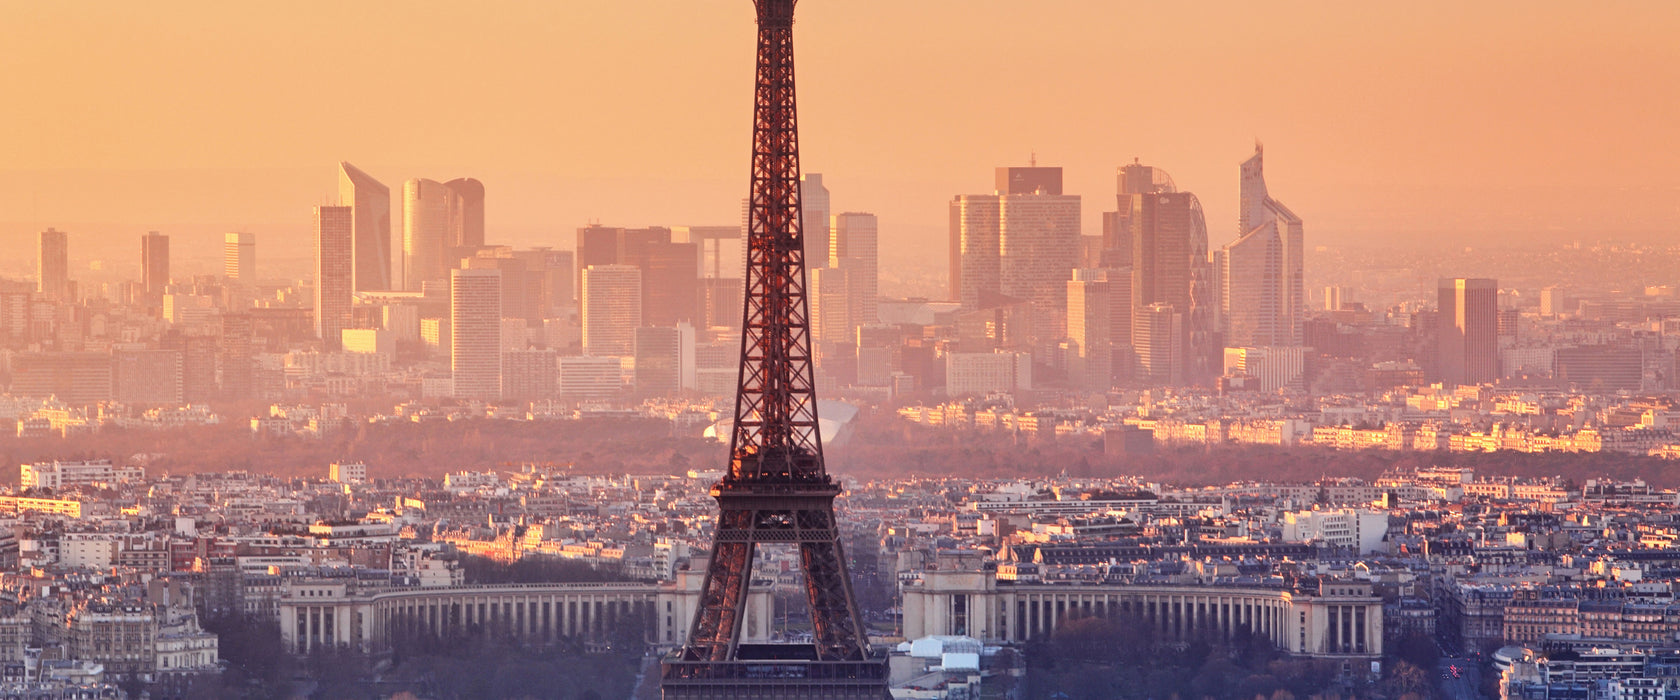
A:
902 575 1383 659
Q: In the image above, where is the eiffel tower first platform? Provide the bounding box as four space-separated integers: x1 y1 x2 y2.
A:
659 1 888 698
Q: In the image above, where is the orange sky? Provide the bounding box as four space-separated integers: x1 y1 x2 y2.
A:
1 1 1676 278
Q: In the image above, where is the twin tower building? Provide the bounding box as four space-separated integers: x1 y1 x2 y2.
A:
950 145 1304 392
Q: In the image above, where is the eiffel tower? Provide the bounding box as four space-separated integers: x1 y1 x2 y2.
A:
660 1 888 698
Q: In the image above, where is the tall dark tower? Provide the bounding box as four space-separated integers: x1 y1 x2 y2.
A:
662 1 887 698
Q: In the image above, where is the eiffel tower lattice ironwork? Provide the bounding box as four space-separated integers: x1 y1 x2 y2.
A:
660 1 887 698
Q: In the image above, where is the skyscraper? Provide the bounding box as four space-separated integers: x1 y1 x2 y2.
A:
224 232 255 282
403 178 453 291
1218 145 1304 347
949 194 1000 308
633 240 700 327
508 247 573 316
444 177 485 249
1067 267 1132 392
141 231 169 306
1000 187 1081 339
451 267 503 401
501 348 557 400
810 265 852 369
38 228 69 302
1135 303 1185 386
220 313 254 400
314 206 354 351
580 264 641 356
464 250 538 324
830 212 879 328
574 225 697 327
338 162 392 292
1111 161 1213 384
634 324 696 396
1438 278 1498 386
113 349 183 405
996 165 1063 196
949 166 1080 340
801 173 830 269
574 225 669 298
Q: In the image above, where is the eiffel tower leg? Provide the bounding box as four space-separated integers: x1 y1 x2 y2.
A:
798 507 869 661
681 509 756 664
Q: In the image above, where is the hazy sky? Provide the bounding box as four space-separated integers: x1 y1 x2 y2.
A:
1 1 1676 279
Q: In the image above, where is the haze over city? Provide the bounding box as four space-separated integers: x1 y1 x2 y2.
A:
1 2 1679 699
2 1 1677 282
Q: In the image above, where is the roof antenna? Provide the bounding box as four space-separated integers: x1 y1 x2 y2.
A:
1029 152 1037 168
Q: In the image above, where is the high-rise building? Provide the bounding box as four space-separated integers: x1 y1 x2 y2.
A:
163 331 219 403
1223 346 1305 393
944 351 1032 396
1218 145 1304 347
38 228 69 302
112 349 183 405
1112 161 1213 385
444 178 485 249
801 173 830 269
224 232 255 282
949 166 1080 340
1000 192 1081 339
580 264 641 356
634 324 696 396
1438 278 1498 386
338 162 392 292
702 278 744 330
220 314 254 401
1067 267 1133 393
11 352 111 406
450 267 503 401
574 225 681 319
1540 286 1569 317
1135 303 1184 386
403 178 453 291
1324 285 1346 312
635 241 700 327
831 212 879 328
810 266 852 369
313 206 355 350
140 231 169 306
1555 345 1642 392
501 348 557 400
463 249 541 324
949 194 1000 308
507 248 573 317
558 355 624 401
997 166 1063 196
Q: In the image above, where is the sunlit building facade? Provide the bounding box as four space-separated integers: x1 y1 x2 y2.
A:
339 162 392 292
403 178 453 292
314 206 354 350
451 267 503 401
1218 145 1304 348
224 232 255 282
580 264 642 357
38 228 70 302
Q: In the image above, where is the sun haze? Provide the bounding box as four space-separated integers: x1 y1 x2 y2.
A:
0 1 1675 275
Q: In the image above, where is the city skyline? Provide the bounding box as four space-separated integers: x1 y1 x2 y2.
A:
2 3 1680 697
0 2 1676 280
